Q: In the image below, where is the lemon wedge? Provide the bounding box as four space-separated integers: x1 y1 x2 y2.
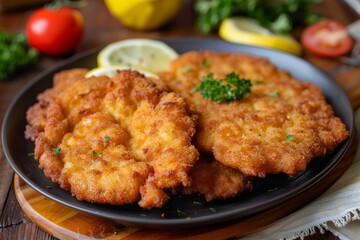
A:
219 17 302 56
97 39 178 72
85 66 159 79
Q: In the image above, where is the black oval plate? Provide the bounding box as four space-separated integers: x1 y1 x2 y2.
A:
2 37 354 228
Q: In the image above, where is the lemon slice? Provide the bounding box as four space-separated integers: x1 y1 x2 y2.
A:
85 66 159 79
219 17 302 56
97 39 178 72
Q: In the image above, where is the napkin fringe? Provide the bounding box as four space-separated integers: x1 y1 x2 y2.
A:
332 209 360 227
282 223 328 240
281 209 360 240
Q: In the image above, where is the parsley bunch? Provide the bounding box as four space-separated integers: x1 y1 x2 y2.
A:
195 0 322 34
0 30 39 80
192 72 252 103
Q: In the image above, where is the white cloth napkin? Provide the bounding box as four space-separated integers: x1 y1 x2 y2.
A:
242 109 360 240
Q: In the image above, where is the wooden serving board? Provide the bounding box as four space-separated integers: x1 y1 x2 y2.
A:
13 133 358 240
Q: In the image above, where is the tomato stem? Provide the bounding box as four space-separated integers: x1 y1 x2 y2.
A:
46 0 86 10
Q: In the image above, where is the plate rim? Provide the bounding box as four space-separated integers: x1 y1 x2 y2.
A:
1 37 355 228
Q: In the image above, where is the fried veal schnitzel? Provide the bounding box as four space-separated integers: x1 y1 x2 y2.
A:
182 156 252 201
158 51 349 177
25 69 199 208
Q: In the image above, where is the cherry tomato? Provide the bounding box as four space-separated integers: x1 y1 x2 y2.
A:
301 19 353 58
26 6 84 56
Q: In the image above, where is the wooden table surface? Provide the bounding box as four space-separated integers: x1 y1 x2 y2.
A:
1 0 360 239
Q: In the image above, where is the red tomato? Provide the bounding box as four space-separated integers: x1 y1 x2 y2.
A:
301 19 353 58
26 7 84 56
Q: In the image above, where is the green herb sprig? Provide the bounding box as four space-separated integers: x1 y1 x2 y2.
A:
191 72 252 103
194 0 323 34
0 30 39 80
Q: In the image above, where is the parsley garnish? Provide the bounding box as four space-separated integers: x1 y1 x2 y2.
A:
52 148 61 156
268 83 275 89
92 150 98 156
0 30 39 80
46 185 53 189
103 135 111 147
27 152 35 157
209 207 217 213
285 134 294 141
182 67 192 73
201 59 210 67
268 91 279 97
194 0 322 34
177 208 186 216
191 72 252 103
267 187 279 192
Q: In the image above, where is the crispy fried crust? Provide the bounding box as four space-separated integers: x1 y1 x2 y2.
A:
26 69 199 208
158 51 349 177
182 156 252 201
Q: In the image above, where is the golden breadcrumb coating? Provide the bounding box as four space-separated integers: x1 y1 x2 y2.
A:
158 51 349 177
182 156 252 201
25 69 198 208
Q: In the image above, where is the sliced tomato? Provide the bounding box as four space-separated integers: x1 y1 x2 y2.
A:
301 19 353 58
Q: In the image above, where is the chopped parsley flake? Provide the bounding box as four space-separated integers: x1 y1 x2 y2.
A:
27 152 35 157
52 148 61 156
177 208 186 216
103 135 111 147
267 187 279 192
268 91 279 97
285 134 294 141
268 83 275 88
92 150 98 156
254 79 263 84
201 59 210 67
209 207 217 213
182 67 192 73
46 185 53 189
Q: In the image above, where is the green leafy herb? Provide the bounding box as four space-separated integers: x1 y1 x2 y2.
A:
52 147 61 157
193 201 202 205
177 208 186 216
254 79 263 84
92 150 98 156
182 67 192 73
0 30 39 80
103 135 111 147
268 91 279 97
27 152 35 157
194 0 323 34
192 72 252 103
209 207 217 213
268 83 275 89
267 187 279 192
201 59 210 67
285 134 294 141
46 185 53 189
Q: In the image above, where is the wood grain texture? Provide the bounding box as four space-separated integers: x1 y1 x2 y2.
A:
1 0 359 239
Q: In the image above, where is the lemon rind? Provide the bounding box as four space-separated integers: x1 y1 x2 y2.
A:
97 38 178 68
219 18 302 56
